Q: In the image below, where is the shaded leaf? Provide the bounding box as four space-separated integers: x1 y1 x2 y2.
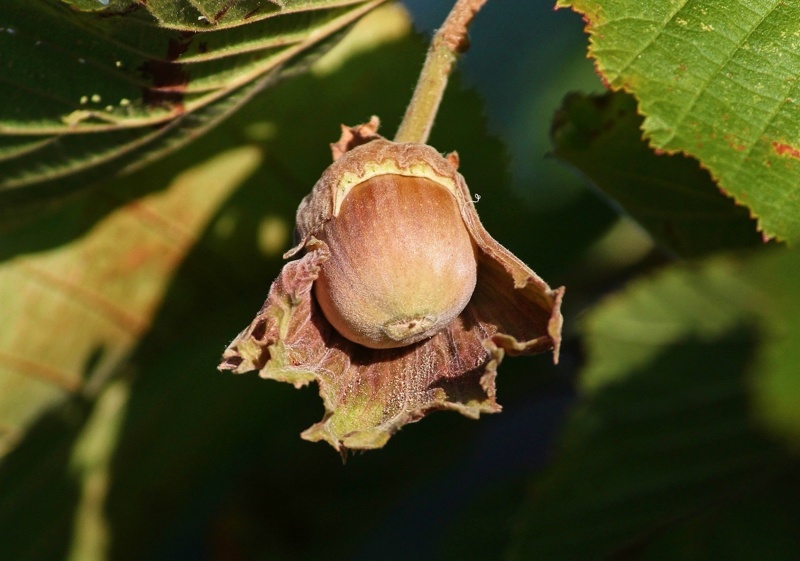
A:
639 483 800 561
581 247 800 450
0 0 384 213
512 248 800 560
0 398 87 561
551 91 763 257
513 332 793 560
439 477 529 561
0 144 262 458
558 0 800 242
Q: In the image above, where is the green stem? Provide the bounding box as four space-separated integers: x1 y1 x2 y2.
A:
393 0 488 144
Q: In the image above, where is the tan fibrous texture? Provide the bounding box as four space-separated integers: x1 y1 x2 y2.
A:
219 120 564 454
314 174 477 348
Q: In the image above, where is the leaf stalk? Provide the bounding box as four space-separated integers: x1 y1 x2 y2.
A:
393 0 487 144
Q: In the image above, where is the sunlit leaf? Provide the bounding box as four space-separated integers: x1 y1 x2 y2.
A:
0 0 384 212
744 251 800 448
66 378 131 561
558 0 800 242
580 254 756 391
579 245 800 448
0 145 262 458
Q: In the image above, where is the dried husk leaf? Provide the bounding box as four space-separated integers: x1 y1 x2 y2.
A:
220 121 563 453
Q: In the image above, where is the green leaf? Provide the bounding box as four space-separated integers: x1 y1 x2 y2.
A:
581 247 800 450
513 334 793 561
639 484 800 561
0 144 262 459
0 0 384 215
580 254 756 392
551 91 763 258
558 0 800 242
743 250 800 448
512 248 800 560
66 378 131 561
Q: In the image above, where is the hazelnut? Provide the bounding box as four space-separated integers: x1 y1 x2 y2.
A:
219 119 564 453
314 173 477 349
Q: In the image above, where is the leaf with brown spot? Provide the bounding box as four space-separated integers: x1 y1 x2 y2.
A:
559 0 800 242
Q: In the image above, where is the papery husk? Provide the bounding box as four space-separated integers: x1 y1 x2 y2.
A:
219 119 564 453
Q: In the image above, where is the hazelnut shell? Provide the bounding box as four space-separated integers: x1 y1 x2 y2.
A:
313 173 478 348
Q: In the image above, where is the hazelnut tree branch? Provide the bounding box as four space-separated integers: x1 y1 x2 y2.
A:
393 0 488 144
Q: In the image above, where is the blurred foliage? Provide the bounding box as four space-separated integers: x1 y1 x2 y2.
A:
514 248 800 560
2 1 800 561
514 333 794 560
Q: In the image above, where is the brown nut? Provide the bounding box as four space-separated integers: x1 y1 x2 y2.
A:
219 120 565 453
313 173 477 349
